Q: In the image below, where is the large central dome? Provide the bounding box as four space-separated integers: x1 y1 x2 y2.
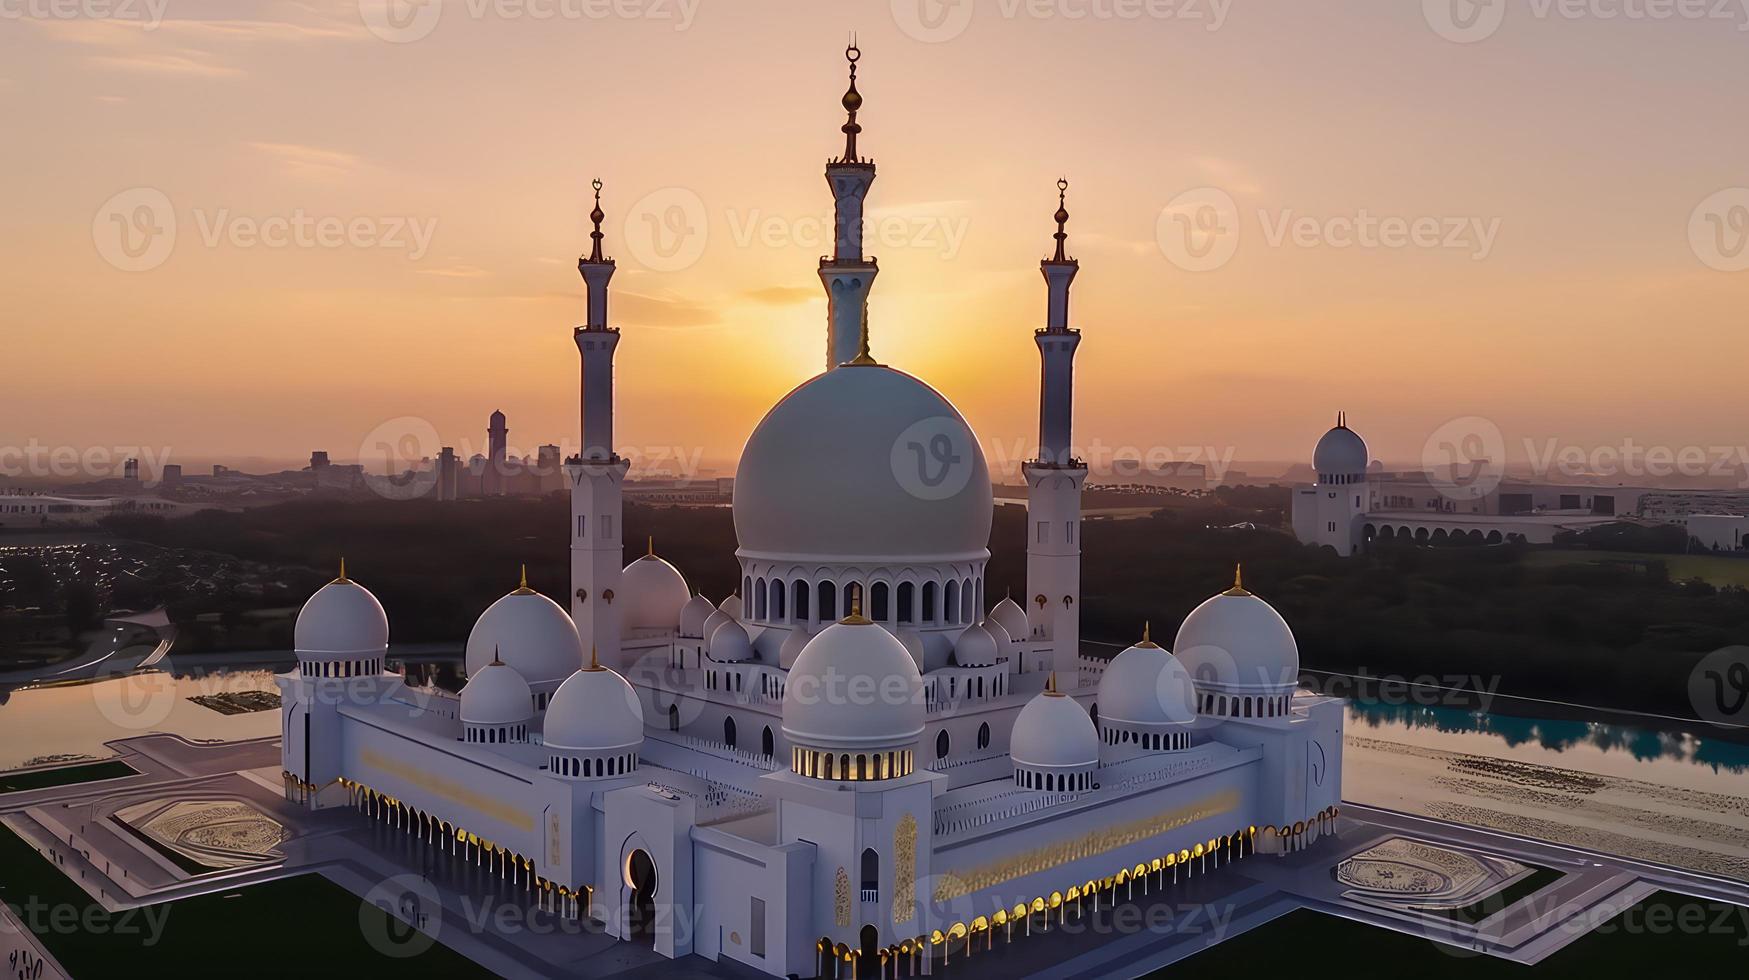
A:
734 364 993 561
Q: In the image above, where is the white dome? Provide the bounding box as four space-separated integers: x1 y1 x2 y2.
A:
984 618 1017 663
460 659 533 726
717 593 743 620
1011 689 1099 769
1313 418 1369 477
887 626 927 673
734 365 993 561
953 622 1000 667
1097 637 1197 727
701 606 734 644
709 619 754 663
1174 582 1300 695
544 662 644 751
779 626 814 670
294 576 388 655
678 595 716 638
619 551 690 631
782 617 924 751
465 586 584 686
989 595 1029 643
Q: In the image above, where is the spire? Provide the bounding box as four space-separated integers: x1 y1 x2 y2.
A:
585 645 604 672
843 584 872 625
490 645 504 667
521 563 528 590
845 308 878 366
1224 563 1251 597
1138 621 1159 649
1046 672 1062 696
586 178 606 263
514 564 535 595
647 535 654 557
837 37 864 164
1050 178 1071 263
334 556 349 584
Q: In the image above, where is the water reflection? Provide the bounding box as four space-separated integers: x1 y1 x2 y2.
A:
1348 699 1749 774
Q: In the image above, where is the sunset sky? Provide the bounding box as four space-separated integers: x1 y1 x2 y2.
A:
4 0 1747 480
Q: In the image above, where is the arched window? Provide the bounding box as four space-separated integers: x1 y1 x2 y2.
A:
977 722 990 750
817 580 837 622
762 725 774 757
922 581 937 623
935 730 950 760
770 578 785 621
724 716 737 748
755 577 768 619
871 582 890 621
794 580 810 622
861 848 879 893
944 580 960 625
668 704 679 731
897 582 915 623
961 579 975 623
743 576 752 604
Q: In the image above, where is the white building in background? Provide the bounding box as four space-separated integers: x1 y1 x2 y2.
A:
278 46 1344 979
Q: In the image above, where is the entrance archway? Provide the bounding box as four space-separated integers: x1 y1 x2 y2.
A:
625 848 657 946
860 924 881 971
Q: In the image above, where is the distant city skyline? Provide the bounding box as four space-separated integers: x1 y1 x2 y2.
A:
4 1 1747 477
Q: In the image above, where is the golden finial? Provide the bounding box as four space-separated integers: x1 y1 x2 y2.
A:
585 645 604 672
842 585 872 625
647 535 654 557
1224 563 1252 597
585 178 606 263
513 564 535 595
334 556 349 584
1045 672 1063 696
1137 620 1160 649
1050 178 1071 263
846 304 878 366
837 35 865 163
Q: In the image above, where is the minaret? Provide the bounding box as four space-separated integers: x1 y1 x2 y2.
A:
819 40 879 372
1023 179 1089 684
485 410 508 496
568 179 630 669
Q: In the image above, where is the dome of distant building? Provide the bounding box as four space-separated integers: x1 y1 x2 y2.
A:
1313 415 1369 478
734 365 993 562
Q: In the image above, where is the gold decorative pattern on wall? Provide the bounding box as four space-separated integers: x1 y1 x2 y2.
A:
359 748 534 832
835 866 852 926
893 813 917 924
933 789 1238 901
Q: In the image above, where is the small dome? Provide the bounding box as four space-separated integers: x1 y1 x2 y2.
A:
1097 635 1197 728
544 660 644 751
953 622 1000 667
989 595 1029 643
887 626 927 673
294 575 388 656
460 659 533 726
779 626 814 670
718 593 744 621
1174 581 1300 695
701 606 734 645
678 595 716 638
1012 688 1099 769
783 617 924 752
465 585 584 686
619 550 690 631
1313 418 1369 478
984 618 1017 663
709 619 754 663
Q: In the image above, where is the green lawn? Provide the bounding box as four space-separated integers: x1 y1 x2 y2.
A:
0 826 486 977
0 760 136 794
1163 891 1749 977
1523 549 1749 588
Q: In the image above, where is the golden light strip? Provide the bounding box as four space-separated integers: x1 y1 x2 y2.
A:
358 748 534 832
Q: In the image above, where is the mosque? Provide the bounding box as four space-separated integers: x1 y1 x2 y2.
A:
277 45 1344 978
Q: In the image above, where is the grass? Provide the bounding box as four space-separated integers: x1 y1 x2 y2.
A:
1523 549 1749 588
1162 891 1749 977
0 825 486 977
0 760 136 794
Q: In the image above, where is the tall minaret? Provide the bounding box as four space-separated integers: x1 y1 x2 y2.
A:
568 179 630 669
485 410 508 496
819 40 879 371
1023 179 1089 684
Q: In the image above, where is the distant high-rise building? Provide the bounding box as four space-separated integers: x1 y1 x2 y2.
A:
123 458 140 482
311 451 331 470
160 464 183 487
437 447 460 501
485 410 509 496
